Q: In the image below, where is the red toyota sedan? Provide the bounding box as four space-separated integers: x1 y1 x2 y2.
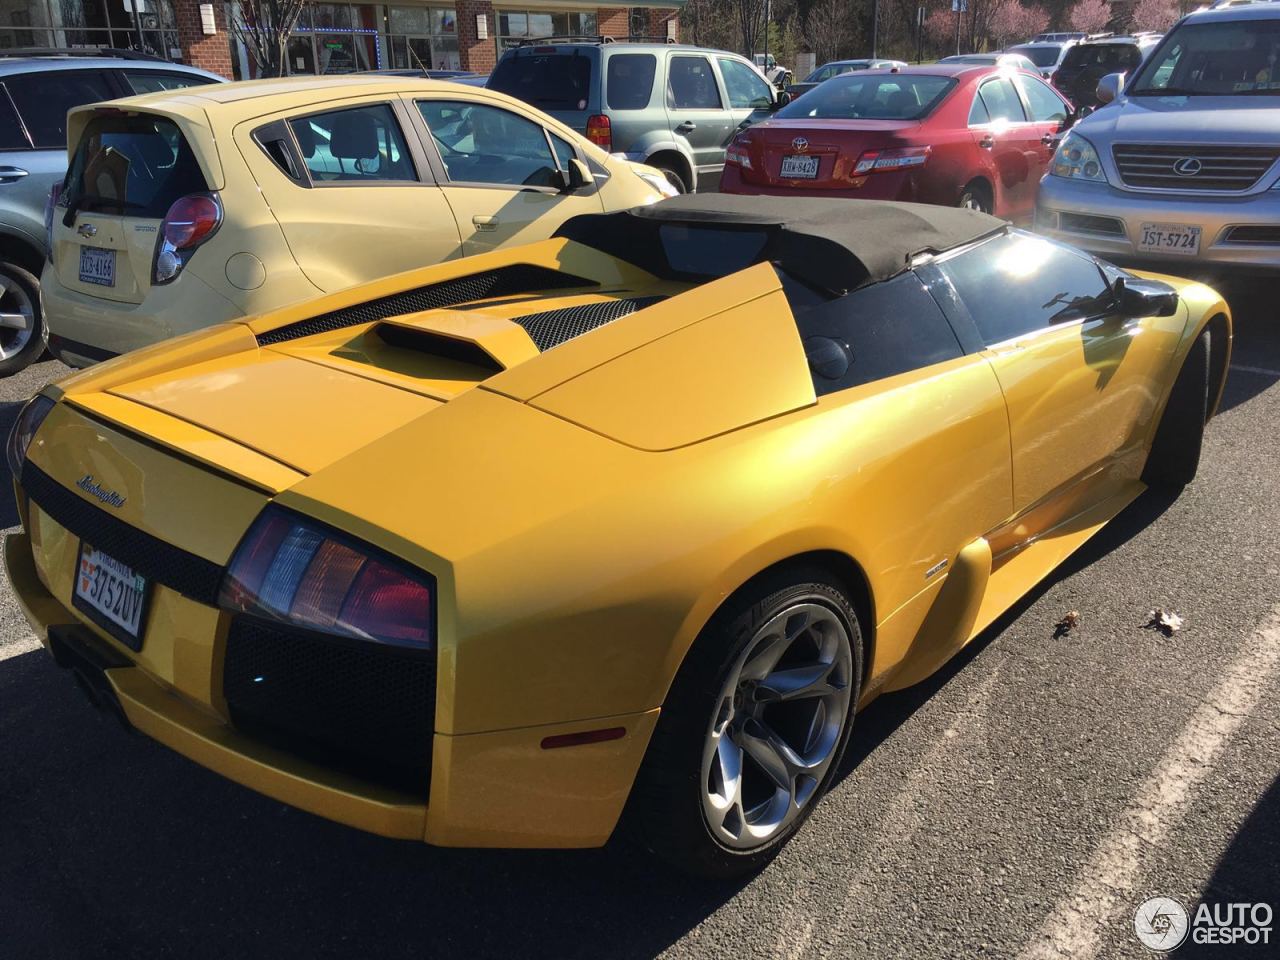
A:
721 64 1075 222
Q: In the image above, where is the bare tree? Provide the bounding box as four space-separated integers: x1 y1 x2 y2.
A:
803 0 852 64
232 0 308 78
732 0 767 56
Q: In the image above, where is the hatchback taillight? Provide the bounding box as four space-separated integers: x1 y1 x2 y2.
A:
153 192 221 284
219 507 434 650
586 114 612 151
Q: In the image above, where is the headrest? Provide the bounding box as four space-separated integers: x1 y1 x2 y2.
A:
329 112 380 161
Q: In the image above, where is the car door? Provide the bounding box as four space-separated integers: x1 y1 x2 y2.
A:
664 54 734 191
0 70 117 252
715 56 775 139
1013 73 1071 178
968 76 1040 219
939 231 1186 524
410 96 604 256
239 98 461 293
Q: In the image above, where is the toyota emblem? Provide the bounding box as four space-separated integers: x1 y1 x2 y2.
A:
1173 157 1202 177
792 137 809 152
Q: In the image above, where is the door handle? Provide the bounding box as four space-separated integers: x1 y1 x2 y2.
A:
0 166 29 183
675 121 697 134
978 136 994 149
1041 133 1058 146
472 215 498 232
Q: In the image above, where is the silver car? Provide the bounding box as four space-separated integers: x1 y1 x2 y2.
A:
0 50 220 375
1036 5 1280 271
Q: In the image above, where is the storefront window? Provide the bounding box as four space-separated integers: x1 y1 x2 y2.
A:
497 9 596 52
385 3 457 70
284 3 458 75
0 0 180 60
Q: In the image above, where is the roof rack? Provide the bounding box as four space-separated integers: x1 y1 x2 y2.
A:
1083 31 1116 40
0 46 166 62
514 34 678 47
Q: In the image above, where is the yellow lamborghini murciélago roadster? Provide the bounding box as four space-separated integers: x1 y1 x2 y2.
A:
6 195 1229 876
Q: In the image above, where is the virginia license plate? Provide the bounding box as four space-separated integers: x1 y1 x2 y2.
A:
1137 222 1201 256
780 154 819 179
79 246 115 286
73 542 149 649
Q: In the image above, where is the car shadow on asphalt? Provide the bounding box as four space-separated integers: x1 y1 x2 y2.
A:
0 647 751 960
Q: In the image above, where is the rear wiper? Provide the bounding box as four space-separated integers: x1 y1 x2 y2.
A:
61 193 144 227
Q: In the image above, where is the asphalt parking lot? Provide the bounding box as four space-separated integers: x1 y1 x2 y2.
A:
1 278 1278 960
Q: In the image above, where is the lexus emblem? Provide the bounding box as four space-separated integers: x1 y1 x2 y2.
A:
792 137 809 151
1173 157 1202 177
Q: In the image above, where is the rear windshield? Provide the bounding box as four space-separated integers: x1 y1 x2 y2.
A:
658 226 768 277
64 113 208 218
489 53 594 110
807 61 869 83
606 53 657 109
1008 45 1062 68
1130 20 1280 95
776 75 956 121
1061 43 1139 72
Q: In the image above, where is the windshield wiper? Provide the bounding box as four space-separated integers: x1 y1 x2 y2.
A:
61 193 144 227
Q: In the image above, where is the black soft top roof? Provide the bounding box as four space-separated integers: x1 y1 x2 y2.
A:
555 194 1005 294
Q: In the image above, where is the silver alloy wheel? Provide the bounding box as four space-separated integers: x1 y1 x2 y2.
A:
700 601 853 850
0 271 35 361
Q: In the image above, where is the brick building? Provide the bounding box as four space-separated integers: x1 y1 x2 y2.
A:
0 0 682 79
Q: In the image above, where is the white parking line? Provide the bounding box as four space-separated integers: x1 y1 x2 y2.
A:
1230 363 1280 378
1016 607 1280 960
0 637 40 662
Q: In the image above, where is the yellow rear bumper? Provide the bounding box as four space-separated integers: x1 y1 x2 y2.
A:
5 529 656 848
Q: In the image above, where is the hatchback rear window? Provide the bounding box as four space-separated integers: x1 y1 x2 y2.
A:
64 113 208 218
489 53 594 110
776 75 956 120
606 54 657 110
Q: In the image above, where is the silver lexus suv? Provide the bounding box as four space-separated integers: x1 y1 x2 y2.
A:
1036 4 1280 271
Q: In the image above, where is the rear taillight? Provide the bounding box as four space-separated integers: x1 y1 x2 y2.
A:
43 182 61 263
586 114 612 152
153 192 221 285
725 135 753 170
852 146 931 175
219 507 434 650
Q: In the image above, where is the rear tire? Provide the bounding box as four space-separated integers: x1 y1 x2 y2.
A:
958 180 993 215
629 570 862 877
0 261 43 378
1143 329 1210 489
653 163 688 194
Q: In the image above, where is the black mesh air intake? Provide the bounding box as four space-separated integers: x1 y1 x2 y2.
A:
512 296 667 351
19 461 224 605
256 264 597 345
223 617 436 795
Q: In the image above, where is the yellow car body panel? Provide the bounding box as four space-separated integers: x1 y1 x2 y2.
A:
8 215 1231 849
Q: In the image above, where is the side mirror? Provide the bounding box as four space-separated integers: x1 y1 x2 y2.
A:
772 90 792 110
558 158 590 192
1096 72 1124 105
1114 276 1179 319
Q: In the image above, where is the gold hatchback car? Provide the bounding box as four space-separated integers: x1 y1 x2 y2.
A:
39 76 669 370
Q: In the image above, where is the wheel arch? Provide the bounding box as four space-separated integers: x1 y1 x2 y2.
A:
0 230 46 278
960 174 994 211
644 148 695 193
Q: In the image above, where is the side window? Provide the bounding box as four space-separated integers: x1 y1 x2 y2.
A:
968 92 990 126
550 132 576 171
717 57 773 110
3 71 115 148
0 92 28 149
122 71 218 95
418 100 560 188
668 56 722 110
1018 76 1068 123
977 78 1026 123
288 104 416 182
606 54 657 110
787 271 964 396
941 233 1115 346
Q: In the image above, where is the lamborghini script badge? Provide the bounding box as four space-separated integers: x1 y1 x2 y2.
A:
77 474 126 508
